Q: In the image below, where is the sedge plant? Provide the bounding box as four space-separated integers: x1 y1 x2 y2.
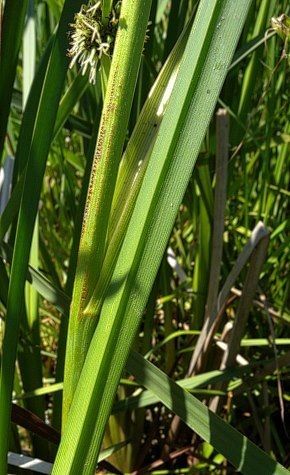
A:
0 0 289 474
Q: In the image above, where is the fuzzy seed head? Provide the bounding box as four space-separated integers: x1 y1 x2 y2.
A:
271 13 290 41
68 0 121 84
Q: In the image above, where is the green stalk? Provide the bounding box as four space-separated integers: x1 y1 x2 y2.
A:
54 1 252 472
62 0 153 427
17 0 48 458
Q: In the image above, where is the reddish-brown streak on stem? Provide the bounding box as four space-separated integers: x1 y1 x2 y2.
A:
81 64 119 237
77 65 120 319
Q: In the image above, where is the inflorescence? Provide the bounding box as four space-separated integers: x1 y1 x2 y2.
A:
271 13 290 41
68 1 121 84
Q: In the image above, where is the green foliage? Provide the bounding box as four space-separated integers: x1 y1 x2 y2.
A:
0 0 289 474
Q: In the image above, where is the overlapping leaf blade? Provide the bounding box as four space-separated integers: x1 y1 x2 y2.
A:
54 1 256 473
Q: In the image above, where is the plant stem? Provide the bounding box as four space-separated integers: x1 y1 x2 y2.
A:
62 0 153 428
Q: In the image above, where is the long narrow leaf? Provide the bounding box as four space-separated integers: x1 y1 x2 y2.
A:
126 352 288 475
62 0 153 427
